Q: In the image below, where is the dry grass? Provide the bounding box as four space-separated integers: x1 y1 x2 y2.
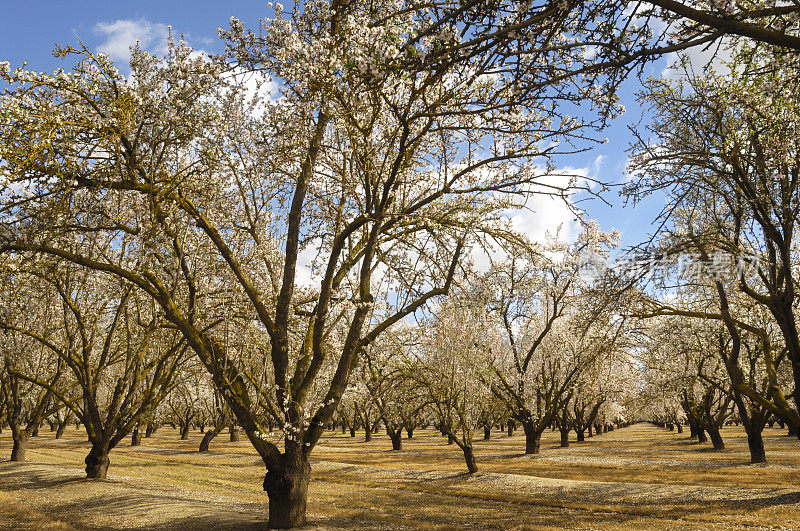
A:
1 423 799 529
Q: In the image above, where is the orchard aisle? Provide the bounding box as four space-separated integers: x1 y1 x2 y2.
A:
1 423 799 529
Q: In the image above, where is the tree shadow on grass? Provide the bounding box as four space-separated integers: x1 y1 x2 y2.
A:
0 464 87 490
728 491 800 509
0 465 271 530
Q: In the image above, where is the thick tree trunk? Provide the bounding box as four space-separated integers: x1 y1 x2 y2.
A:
483 426 491 440
746 429 766 463
229 425 240 442
180 424 190 440
788 422 799 438
349 427 356 437
676 422 683 434
522 422 540 454
507 419 515 437
85 443 110 479
55 417 69 439
10 430 28 462
576 429 585 442
389 429 402 451
462 445 478 473
587 425 593 437
707 427 725 450
559 428 569 447
697 429 708 443
263 450 311 529
131 426 142 446
406 427 414 439
364 428 372 442
199 426 223 452
145 423 155 438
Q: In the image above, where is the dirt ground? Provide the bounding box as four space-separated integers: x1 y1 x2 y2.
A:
1 422 799 529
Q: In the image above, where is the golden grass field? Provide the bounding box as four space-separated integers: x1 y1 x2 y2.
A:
1 422 799 529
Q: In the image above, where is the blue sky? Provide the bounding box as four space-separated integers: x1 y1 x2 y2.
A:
0 1 669 251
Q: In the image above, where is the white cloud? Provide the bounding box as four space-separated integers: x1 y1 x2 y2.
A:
94 18 170 63
225 67 281 110
469 162 601 272
661 37 736 79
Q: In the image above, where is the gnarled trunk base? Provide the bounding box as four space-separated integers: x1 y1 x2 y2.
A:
559 429 569 447
85 444 110 479
747 430 766 463
522 422 541 455
707 428 725 450
389 431 402 451
131 427 142 446
11 431 28 462
199 426 223 452
462 445 478 473
263 453 310 529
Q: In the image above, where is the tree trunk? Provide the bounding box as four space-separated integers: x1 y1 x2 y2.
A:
507 419 515 437
788 422 799 438
522 421 541 454
145 423 155 438
676 422 683 434
697 429 708 443
349 426 356 437
746 429 766 463
364 427 372 442
263 450 311 529
131 426 142 446
587 425 593 437
406 427 414 439
389 429 402 451
85 442 110 479
483 426 491 440
707 427 725 450
559 428 569 447
10 430 28 462
576 429 585 442
229 425 240 442
199 426 223 452
462 445 478 473
180 423 190 440
55 417 70 439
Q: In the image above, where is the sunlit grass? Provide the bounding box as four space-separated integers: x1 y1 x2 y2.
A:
1 423 799 529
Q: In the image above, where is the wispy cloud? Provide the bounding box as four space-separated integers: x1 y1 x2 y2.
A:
93 18 170 63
